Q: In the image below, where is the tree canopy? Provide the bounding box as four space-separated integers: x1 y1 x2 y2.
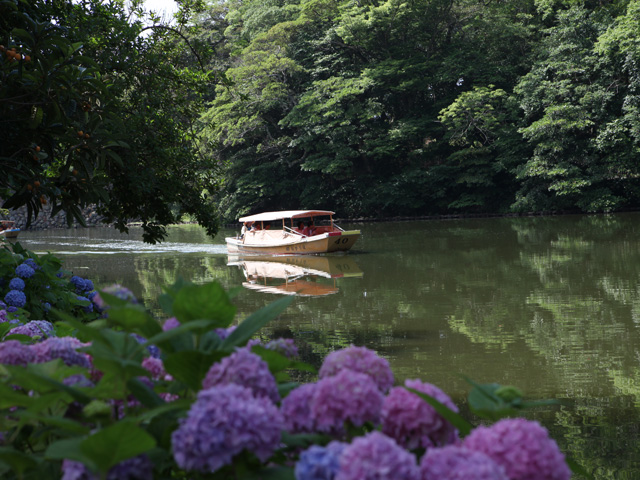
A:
2 0 640 237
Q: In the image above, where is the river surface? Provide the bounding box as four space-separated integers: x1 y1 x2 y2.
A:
15 213 640 479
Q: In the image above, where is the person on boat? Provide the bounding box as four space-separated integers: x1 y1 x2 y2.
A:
302 221 316 237
240 222 254 239
296 221 305 234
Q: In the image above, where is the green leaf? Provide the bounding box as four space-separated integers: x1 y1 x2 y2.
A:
164 351 226 391
222 297 294 349
107 305 161 339
46 438 97 471
80 421 156 473
172 282 236 327
0 447 40 475
127 377 165 408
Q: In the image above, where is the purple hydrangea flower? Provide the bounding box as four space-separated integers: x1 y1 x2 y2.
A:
202 348 279 403
295 441 348 480
7 306 17 313
463 418 571 480
93 284 138 309
162 317 180 331
15 264 35 279
214 325 236 339
335 431 420 480
0 340 35 365
281 382 318 433
61 455 153 480
31 337 91 368
310 369 384 435
142 356 172 381
319 345 394 393
265 338 299 358
420 445 508 480
171 384 283 473
8 320 54 339
8 278 25 291
4 290 26 308
63 374 95 388
381 379 459 450
22 259 38 270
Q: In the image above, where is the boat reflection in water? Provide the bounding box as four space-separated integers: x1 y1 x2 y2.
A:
227 255 363 297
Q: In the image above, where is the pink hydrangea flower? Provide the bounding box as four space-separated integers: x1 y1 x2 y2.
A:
171 384 283 473
202 348 279 403
310 369 384 435
420 445 508 480
319 345 394 393
381 379 459 450
463 418 571 480
335 431 419 480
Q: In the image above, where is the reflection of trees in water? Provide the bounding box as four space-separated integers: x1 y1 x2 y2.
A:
133 255 235 318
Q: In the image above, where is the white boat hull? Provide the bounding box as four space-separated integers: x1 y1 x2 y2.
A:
226 230 360 255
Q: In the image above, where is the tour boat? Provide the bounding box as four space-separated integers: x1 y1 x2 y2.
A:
225 210 360 255
227 255 363 297
0 220 20 239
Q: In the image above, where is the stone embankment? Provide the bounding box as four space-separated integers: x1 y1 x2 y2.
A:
1 203 105 231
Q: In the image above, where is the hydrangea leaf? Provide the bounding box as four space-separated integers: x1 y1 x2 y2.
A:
79 421 156 473
221 297 294 350
172 282 236 327
164 351 227 391
0 446 41 475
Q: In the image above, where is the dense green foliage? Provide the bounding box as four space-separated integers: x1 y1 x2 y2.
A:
2 0 640 230
0 0 220 242
196 0 640 220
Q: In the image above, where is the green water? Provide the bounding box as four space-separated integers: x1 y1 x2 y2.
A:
16 213 640 478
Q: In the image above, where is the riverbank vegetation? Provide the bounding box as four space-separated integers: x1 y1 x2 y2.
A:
2 0 640 239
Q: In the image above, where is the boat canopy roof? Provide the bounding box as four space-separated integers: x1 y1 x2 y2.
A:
238 210 335 223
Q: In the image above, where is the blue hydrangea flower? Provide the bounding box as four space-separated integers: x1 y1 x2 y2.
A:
8 278 25 291
130 333 160 358
4 290 26 308
76 296 93 313
71 276 95 294
295 441 347 480
172 384 283 473
42 302 51 311
15 264 35 279
22 259 38 270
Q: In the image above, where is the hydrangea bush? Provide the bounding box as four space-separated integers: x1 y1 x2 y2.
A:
0 265 584 479
0 241 101 330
